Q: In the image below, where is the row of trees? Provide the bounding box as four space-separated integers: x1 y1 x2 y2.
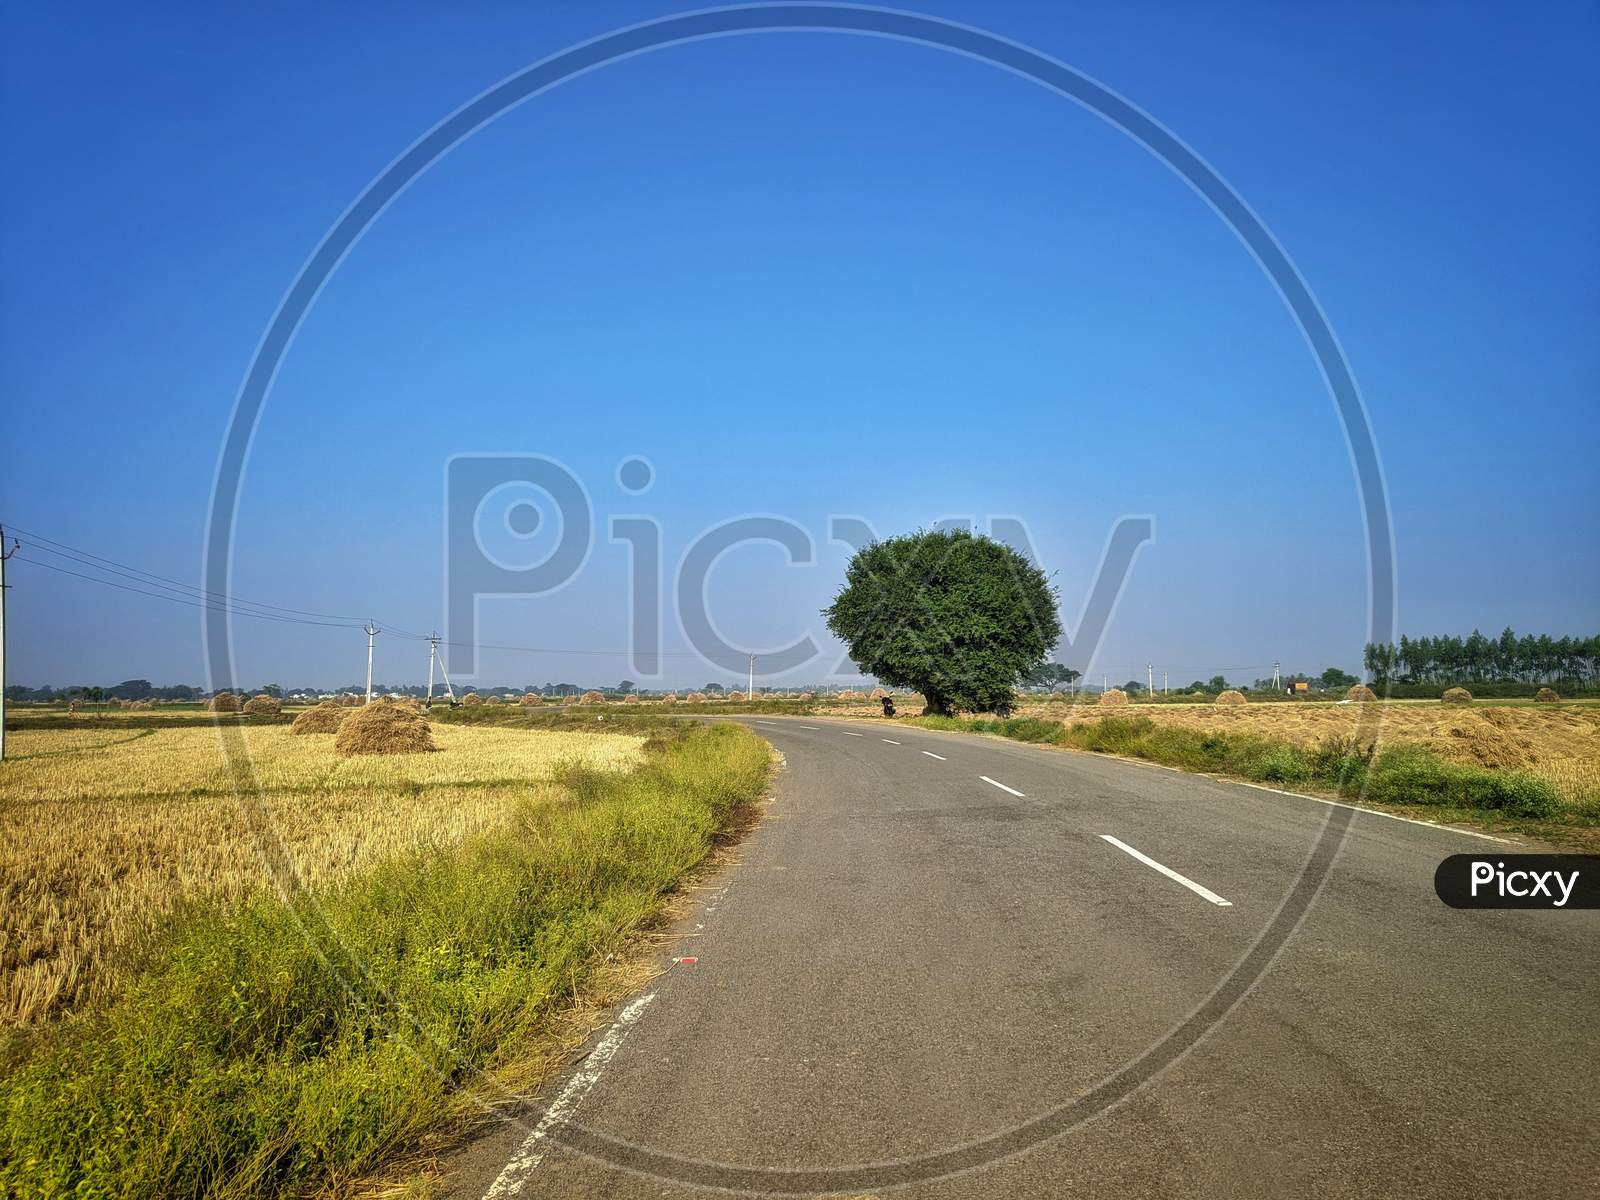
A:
1363 629 1599 687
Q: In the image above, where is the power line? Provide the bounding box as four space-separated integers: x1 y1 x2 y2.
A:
1 524 376 622
14 558 369 628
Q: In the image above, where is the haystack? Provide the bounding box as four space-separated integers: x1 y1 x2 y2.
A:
870 687 889 699
242 695 282 716
520 692 543 706
339 694 361 708
208 692 240 713
799 691 814 699
686 692 707 702
1099 688 1129 707
578 690 605 705
334 699 436 756
662 693 679 703
1346 684 1378 702
728 691 746 702
838 689 859 699
1535 687 1560 703
291 700 348 735
1441 687 1473 706
461 693 482 707
1214 690 1247 707
482 694 503 706
623 694 640 704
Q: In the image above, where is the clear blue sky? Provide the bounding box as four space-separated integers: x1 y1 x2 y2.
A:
2 1 1596 691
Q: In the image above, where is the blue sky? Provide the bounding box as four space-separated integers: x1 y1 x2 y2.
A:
2 1 1596 691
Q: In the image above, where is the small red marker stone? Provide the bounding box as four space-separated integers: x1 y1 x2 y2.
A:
675 956 698 965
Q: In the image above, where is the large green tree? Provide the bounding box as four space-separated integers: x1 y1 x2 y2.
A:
824 528 1061 715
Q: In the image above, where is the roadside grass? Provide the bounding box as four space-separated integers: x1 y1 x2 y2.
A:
904 713 1580 832
0 721 770 1199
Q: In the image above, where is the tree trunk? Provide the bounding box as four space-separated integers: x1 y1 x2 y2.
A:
921 691 953 717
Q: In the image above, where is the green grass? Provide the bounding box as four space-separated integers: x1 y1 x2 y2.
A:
0 721 770 1199
903 713 1560 818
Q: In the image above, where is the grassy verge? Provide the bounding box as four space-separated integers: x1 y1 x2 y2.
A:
0 721 769 1199
905 713 1590 835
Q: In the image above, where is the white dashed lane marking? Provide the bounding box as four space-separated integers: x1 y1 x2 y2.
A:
1099 835 1234 908
980 775 1025 797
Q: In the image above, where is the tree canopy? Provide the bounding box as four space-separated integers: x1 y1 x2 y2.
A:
824 528 1061 715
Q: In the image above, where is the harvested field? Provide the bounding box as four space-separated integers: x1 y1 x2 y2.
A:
0 723 644 1026
1008 698 1600 805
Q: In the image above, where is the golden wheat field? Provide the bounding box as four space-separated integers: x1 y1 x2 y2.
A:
0 723 644 1027
1008 698 1600 804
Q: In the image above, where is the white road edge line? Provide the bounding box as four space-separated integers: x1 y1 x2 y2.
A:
921 750 947 760
882 738 902 744
1099 835 1233 907
755 721 778 726
843 731 864 737
798 725 819 730
980 775 1025 797
483 992 656 1198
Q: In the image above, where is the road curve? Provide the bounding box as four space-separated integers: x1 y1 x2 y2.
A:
448 716 1600 1199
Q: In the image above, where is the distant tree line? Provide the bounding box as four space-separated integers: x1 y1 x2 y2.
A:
1363 629 1599 688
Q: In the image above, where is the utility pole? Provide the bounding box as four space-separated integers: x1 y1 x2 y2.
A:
1163 671 1168 697
364 622 380 704
747 653 755 702
0 527 19 762
1147 663 1153 695
428 633 457 703
1271 661 1282 692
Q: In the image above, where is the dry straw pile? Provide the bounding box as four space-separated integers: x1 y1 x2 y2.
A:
291 700 347 735
838 689 859 699
727 691 746 702
579 690 606 705
1099 688 1129 707
1346 684 1379 702
870 687 889 699
242 695 282 716
482 694 503 706
520 692 543 706
333 699 437 757
1215 690 1247 706
339 694 361 708
461 693 482 707
1441 687 1474 706
662 693 679 703
207 693 240 713
686 692 707 702
1536 687 1560 703
624 694 640 704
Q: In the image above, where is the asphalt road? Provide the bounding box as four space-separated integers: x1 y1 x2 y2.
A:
448 717 1600 1199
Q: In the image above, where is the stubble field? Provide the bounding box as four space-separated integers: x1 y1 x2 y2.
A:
0 722 644 1026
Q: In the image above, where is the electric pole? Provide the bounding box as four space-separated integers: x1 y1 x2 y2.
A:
748 653 755 702
1163 671 1168 697
0 527 19 762
1147 663 1153 695
364 622 380 704
1271 661 1282 692
428 634 458 703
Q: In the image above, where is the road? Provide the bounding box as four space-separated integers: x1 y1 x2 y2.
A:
448 717 1600 1199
